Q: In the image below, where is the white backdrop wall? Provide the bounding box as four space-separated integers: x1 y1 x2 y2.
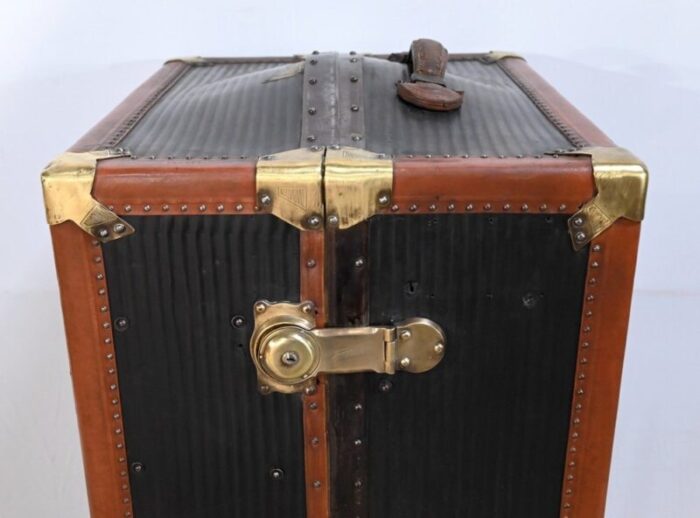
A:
1 1 698 516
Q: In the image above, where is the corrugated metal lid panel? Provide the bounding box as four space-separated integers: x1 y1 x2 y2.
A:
119 57 573 158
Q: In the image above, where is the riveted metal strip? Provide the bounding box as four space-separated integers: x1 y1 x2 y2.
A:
302 52 339 147
336 53 365 147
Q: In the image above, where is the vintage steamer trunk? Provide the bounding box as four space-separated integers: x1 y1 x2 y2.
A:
43 39 647 518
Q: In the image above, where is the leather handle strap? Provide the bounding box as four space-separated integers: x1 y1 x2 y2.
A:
397 38 464 112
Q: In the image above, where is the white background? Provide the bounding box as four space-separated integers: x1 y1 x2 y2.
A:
1 1 699 516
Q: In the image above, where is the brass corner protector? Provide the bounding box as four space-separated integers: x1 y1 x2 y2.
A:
256 147 325 230
563 146 648 250
163 56 210 66
41 150 134 243
483 51 526 63
324 147 393 230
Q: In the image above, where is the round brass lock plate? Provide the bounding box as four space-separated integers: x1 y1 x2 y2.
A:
257 326 320 384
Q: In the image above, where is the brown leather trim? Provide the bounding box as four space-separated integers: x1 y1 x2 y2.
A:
499 58 615 148
389 156 595 214
300 231 331 518
70 62 189 153
51 223 132 517
561 220 641 518
93 159 258 215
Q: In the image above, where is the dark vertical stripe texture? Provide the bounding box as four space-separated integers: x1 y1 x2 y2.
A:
363 57 573 156
102 215 305 518
120 62 303 158
366 214 588 518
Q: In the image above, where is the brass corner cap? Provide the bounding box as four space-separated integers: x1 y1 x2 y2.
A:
164 56 209 66
562 146 648 249
484 51 526 63
41 150 134 243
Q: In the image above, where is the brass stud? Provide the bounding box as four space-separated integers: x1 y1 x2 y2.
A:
143 204 151 212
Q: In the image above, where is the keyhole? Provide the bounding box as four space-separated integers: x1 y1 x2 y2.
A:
281 351 300 366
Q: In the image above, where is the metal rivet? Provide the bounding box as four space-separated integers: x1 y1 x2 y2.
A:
260 194 272 206
143 204 151 212
540 204 548 212
591 261 599 268
409 204 418 212
351 104 360 112
354 403 363 411
351 135 362 142
162 204 170 211
301 303 315 314
428 203 437 212
106 353 114 360
309 402 318 410
309 59 318 65
400 357 411 368
559 204 567 212
198 204 206 212
447 203 455 211
216 204 225 212
350 76 359 82
378 379 393 392
309 78 317 85
484 203 492 211
235 203 244 212
466 203 474 211
587 294 595 301
124 205 132 213
231 315 245 328
354 257 365 269
94 257 102 263
582 341 590 348
575 231 587 242
593 244 602 252
255 303 267 313
308 107 317 115
304 384 317 395
311 437 320 446
113 223 126 234
97 228 109 238
313 480 322 488
400 330 412 341
434 343 444 354
259 385 270 395
96 273 104 280
391 204 399 212
270 468 285 480
100 306 108 313
104 338 112 344
308 214 322 227
306 259 317 268
354 439 363 446
354 479 362 488
102 322 110 329
180 204 188 212
503 203 511 211
98 288 106 295
572 216 585 227
110 384 117 390
281 351 300 366
326 214 338 226
521 204 529 212
114 317 129 332
307 135 316 142
377 193 390 206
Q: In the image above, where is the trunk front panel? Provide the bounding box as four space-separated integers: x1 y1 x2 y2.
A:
102 215 306 518
365 214 588 517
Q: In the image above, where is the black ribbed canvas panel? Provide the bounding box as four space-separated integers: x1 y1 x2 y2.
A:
367 214 587 518
116 56 573 158
120 61 304 158
363 58 573 156
102 215 305 518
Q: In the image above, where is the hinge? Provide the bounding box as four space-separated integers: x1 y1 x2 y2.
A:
250 301 445 394
560 147 649 250
256 146 393 230
41 150 134 243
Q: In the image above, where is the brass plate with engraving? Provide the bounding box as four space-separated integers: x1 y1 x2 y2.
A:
41 150 134 243
250 300 446 394
256 147 325 230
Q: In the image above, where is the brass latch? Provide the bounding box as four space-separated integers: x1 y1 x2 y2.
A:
250 301 446 394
